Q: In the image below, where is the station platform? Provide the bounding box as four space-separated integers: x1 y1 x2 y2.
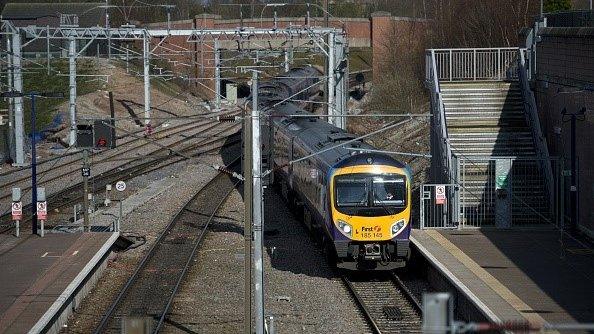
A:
411 229 594 326
0 232 118 334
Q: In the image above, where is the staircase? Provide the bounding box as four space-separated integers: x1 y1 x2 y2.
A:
440 81 549 226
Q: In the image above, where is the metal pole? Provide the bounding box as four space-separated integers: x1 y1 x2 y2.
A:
31 94 38 234
327 32 336 125
12 32 25 166
118 200 122 232
243 95 253 334
6 36 14 162
46 25 50 75
284 48 290 73
215 39 221 110
83 149 90 232
106 0 111 60
109 91 116 148
125 47 129 73
68 36 77 146
570 115 577 233
143 33 151 126
251 70 265 334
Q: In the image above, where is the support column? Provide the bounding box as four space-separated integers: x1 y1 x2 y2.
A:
68 36 77 146
334 33 348 130
6 36 14 161
251 71 265 334
326 32 336 127
143 33 151 125
12 32 25 165
214 39 221 110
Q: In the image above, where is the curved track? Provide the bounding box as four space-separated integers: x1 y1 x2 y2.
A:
343 272 423 334
0 119 241 233
94 155 241 333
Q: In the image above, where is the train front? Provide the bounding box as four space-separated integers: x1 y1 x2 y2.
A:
329 154 411 270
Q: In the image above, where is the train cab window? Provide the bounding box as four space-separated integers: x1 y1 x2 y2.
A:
372 176 406 206
334 173 407 216
335 176 369 207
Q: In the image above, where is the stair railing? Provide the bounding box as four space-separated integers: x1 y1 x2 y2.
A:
426 49 453 184
518 49 555 221
431 47 521 82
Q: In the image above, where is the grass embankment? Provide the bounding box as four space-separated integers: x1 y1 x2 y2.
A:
0 59 100 133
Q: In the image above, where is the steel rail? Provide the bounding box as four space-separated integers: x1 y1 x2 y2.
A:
390 272 423 313
341 275 383 334
94 155 241 334
0 125 241 234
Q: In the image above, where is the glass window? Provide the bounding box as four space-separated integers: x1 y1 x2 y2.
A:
372 176 406 206
335 175 369 207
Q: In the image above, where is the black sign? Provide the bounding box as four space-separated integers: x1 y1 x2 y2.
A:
81 167 91 177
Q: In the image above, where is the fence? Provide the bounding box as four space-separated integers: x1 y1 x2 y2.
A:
420 157 562 229
428 48 524 82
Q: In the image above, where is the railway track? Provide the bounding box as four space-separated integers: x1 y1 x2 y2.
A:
94 155 241 333
343 272 423 334
0 110 239 200
0 120 241 233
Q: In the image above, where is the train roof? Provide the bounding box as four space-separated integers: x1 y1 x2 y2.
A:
269 102 406 170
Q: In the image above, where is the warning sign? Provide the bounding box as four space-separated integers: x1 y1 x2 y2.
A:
11 202 22 221
436 185 446 205
37 201 47 220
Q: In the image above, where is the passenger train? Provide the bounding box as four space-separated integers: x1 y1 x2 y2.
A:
253 66 412 270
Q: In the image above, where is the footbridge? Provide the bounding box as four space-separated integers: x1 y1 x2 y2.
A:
424 48 556 229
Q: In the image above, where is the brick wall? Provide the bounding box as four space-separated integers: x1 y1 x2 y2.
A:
534 27 594 236
144 14 428 98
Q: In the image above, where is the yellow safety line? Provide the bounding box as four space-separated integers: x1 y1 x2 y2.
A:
425 230 550 327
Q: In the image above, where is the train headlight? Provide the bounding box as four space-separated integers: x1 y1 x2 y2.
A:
391 219 406 236
337 220 352 237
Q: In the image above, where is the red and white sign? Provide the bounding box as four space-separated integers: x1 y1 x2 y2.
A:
436 185 447 205
37 201 47 220
11 202 22 221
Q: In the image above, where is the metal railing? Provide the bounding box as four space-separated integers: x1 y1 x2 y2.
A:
425 50 453 183
518 50 556 217
429 48 525 82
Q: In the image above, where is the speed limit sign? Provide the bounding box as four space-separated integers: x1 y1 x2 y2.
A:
115 181 126 192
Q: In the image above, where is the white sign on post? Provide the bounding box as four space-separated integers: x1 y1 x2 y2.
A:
436 185 446 205
37 201 47 220
115 181 126 192
12 202 22 221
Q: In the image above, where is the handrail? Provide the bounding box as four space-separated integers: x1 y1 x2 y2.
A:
518 50 555 220
428 47 526 82
426 49 453 183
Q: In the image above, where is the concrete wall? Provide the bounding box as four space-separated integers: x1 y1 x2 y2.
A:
534 27 594 236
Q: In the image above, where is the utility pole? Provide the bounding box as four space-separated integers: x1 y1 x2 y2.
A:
68 36 77 146
562 107 586 234
6 36 14 162
143 32 151 126
82 149 90 232
11 31 25 166
214 39 221 110
243 90 253 334
251 70 265 334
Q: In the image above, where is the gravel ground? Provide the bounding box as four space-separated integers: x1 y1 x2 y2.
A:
163 186 370 334
59 145 232 333
0 121 239 221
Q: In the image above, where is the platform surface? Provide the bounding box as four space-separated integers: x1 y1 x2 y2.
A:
411 229 594 326
0 232 117 334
